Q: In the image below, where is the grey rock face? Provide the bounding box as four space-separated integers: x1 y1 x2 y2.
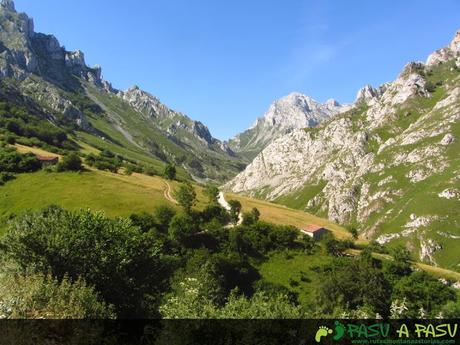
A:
226 29 460 262
1 0 15 11
427 29 460 66
228 92 351 158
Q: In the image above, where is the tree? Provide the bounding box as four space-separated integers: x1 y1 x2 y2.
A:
0 270 115 319
56 153 83 172
346 226 359 240
251 207 260 222
153 204 176 232
317 257 392 317
384 246 413 282
168 213 199 247
392 271 456 318
204 185 219 205
174 182 197 214
242 207 261 226
228 200 242 225
164 164 176 180
1 206 174 318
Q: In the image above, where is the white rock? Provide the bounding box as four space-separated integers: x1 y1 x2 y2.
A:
438 189 459 200
440 133 455 146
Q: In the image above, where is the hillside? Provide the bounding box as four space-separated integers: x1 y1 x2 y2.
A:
226 30 460 271
0 142 350 240
0 0 244 182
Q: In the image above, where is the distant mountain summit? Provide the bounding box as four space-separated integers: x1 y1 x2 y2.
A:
228 92 351 160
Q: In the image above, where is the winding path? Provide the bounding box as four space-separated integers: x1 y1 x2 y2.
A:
218 192 243 227
163 181 178 204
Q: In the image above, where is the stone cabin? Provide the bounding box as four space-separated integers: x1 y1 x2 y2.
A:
36 155 59 166
301 224 330 241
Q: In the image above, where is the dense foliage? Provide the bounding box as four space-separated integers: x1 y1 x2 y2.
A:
0 183 458 319
0 100 74 150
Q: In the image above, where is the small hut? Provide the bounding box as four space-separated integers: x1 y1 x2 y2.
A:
301 224 330 240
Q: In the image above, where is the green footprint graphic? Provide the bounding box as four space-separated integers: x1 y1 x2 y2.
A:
315 326 333 343
333 321 346 341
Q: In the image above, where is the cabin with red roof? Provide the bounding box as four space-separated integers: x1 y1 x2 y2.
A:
36 155 59 166
300 224 330 240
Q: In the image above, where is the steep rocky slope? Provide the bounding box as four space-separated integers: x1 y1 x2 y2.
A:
227 92 350 160
226 30 460 269
0 0 242 181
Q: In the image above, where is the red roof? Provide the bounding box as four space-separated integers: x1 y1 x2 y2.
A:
302 224 324 233
36 155 58 162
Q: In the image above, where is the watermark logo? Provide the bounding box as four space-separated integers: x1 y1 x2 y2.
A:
314 321 458 344
315 321 346 343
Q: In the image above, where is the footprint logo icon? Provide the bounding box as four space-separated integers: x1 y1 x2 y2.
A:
315 326 333 343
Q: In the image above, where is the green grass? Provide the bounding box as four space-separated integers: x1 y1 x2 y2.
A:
258 251 333 307
226 192 351 239
275 182 326 210
0 170 177 235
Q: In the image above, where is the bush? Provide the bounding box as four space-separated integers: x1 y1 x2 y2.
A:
1 206 174 318
392 271 456 318
56 153 82 172
0 147 41 174
0 269 115 319
85 152 121 173
143 166 157 176
0 172 15 185
164 164 176 180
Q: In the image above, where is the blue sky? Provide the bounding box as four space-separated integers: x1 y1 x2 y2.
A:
14 0 460 140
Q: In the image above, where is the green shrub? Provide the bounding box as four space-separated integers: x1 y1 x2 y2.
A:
56 153 82 172
1 206 174 318
0 269 115 319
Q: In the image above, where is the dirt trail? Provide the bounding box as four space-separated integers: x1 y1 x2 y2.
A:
163 181 178 204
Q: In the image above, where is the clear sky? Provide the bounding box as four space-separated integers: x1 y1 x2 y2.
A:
14 0 460 140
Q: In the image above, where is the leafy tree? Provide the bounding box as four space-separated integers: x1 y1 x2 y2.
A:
1 206 174 318
0 172 15 186
160 274 303 319
440 300 460 318
201 205 229 225
56 152 83 172
164 164 176 180
0 269 115 319
0 146 41 173
251 207 260 222
174 182 197 214
317 256 392 317
129 212 157 233
384 246 413 282
143 165 157 176
392 271 456 318
346 226 359 239
153 204 176 232
228 200 242 225
204 185 219 205
168 213 200 247
242 208 261 226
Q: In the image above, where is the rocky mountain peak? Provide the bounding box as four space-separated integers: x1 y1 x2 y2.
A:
325 98 340 108
228 92 350 159
1 0 15 12
449 29 460 52
356 85 378 104
427 28 460 66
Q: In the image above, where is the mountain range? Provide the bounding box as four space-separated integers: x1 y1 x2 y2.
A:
0 0 243 182
225 30 460 269
1 0 459 269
